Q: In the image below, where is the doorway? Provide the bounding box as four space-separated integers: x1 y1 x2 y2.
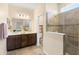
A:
37 14 44 48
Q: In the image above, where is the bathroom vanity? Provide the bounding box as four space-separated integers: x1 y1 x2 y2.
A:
7 33 37 51
6 17 36 51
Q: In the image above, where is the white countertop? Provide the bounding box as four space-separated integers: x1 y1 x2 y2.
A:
8 31 36 36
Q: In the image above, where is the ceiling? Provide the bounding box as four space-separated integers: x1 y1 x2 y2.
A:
9 3 41 10
59 3 71 8
9 3 71 10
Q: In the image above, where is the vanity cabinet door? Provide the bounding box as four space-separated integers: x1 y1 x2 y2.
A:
15 35 21 49
32 34 37 45
7 36 16 51
21 34 28 47
27 34 37 45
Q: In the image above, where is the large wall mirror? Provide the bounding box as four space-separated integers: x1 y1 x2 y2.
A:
7 18 32 32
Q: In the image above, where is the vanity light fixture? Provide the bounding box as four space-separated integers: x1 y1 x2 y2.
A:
26 15 30 19
19 14 21 16
17 13 30 19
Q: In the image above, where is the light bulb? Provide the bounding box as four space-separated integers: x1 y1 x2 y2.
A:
26 15 30 19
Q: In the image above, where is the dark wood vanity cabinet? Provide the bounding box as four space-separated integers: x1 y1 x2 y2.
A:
7 36 16 50
15 35 21 49
27 34 36 45
21 34 37 47
7 33 37 51
21 34 28 47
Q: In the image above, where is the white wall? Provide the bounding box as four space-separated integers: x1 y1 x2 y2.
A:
0 4 8 55
34 4 45 32
34 4 45 46
8 4 34 32
0 39 7 55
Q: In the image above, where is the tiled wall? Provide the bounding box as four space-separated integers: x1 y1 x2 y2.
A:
63 8 79 55
46 8 79 55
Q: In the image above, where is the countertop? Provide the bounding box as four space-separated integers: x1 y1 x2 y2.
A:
8 31 37 36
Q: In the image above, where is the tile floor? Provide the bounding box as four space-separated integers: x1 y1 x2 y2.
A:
7 46 45 55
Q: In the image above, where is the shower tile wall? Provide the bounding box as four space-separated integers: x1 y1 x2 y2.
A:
46 8 79 55
61 8 79 55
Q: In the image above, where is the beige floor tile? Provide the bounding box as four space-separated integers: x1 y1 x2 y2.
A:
7 46 44 55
